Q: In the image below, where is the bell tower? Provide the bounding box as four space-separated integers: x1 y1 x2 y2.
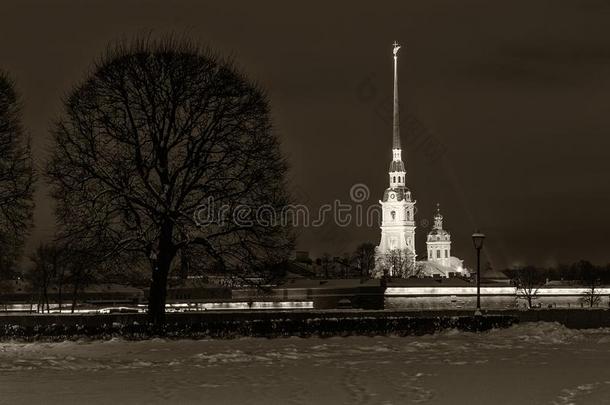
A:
376 41 417 269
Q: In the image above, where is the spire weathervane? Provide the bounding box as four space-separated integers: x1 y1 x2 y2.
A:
393 41 401 56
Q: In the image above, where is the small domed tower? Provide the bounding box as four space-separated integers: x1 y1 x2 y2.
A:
426 204 451 267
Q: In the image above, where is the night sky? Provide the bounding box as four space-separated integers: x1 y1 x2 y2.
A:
3 0 610 270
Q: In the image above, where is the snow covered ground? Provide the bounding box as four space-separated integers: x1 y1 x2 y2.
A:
2 323 610 404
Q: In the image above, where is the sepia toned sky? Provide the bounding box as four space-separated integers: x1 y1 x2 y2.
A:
2 0 610 269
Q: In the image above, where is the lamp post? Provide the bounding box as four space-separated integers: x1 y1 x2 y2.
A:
472 230 485 316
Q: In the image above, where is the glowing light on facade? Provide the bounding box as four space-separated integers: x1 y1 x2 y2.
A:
385 286 610 296
385 286 517 296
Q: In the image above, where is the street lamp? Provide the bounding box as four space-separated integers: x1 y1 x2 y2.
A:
472 230 486 316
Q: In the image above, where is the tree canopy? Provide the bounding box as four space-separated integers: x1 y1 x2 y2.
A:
0 71 34 275
47 38 293 323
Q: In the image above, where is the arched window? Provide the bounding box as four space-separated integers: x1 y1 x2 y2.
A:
393 176 396 183
391 211 396 220
406 210 411 221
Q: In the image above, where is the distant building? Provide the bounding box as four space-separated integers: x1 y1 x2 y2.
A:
417 204 467 277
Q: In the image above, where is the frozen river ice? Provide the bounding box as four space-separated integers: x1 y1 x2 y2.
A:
2 322 610 404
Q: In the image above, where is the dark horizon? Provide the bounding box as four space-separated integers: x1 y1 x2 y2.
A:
3 0 610 270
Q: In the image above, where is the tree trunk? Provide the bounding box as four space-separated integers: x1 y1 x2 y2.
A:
36 288 42 313
56 267 64 313
57 280 63 313
147 222 176 326
148 254 172 326
43 282 50 313
71 274 80 313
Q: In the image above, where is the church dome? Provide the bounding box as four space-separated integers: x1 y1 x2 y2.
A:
428 227 450 238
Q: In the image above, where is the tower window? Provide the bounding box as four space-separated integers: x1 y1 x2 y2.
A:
436 250 441 258
391 211 396 220
393 176 396 183
445 250 448 258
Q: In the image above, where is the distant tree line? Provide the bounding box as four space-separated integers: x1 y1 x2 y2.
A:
307 243 377 279
302 243 421 280
503 260 610 309
26 241 147 313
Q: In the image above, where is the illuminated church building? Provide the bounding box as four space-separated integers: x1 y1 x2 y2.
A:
376 42 465 277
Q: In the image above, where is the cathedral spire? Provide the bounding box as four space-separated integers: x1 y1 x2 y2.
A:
378 41 417 272
388 41 406 189
392 41 401 152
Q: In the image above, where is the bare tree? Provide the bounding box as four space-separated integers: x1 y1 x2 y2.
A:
504 266 546 309
320 253 332 279
576 260 602 308
377 248 418 278
353 242 376 278
46 37 293 324
62 241 105 313
0 72 34 275
335 253 353 278
28 243 62 313
28 238 109 313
